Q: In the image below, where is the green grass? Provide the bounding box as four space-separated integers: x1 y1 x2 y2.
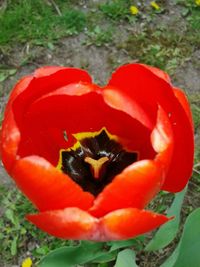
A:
99 0 132 21
187 8 200 30
176 0 200 30
0 0 86 45
191 104 200 131
0 186 68 264
122 27 200 74
189 94 200 129
85 26 114 47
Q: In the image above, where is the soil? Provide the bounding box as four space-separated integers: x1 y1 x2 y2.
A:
174 49 200 94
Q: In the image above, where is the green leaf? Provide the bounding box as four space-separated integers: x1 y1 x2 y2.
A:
92 251 118 263
47 42 54 50
5 209 15 223
93 237 144 263
38 241 106 267
39 236 144 267
0 68 17 82
114 249 138 267
98 264 111 267
172 208 200 267
145 187 187 251
11 236 18 256
36 245 50 256
5 208 19 227
160 242 181 267
109 238 142 251
161 208 200 267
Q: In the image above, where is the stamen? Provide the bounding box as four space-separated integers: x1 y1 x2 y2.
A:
84 156 109 179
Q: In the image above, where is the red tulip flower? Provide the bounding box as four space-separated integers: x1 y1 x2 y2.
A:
0 64 194 241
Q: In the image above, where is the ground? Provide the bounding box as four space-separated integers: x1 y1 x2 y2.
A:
0 0 200 266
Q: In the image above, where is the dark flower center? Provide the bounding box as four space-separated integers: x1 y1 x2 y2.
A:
57 128 138 196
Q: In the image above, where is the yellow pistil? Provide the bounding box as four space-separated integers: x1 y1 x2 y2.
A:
84 156 109 179
150 1 160 10
130 5 139 15
195 0 200 6
21 257 32 267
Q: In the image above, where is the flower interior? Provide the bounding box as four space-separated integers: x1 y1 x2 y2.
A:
57 128 138 196
0 65 194 241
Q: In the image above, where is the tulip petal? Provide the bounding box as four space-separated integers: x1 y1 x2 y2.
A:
12 68 92 125
27 208 98 240
102 87 154 129
1 68 92 170
0 111 21 173
100 208 171 241
6 67 67 112
17 90 154 165
27 208 170 241
151 106 173 169
90 106 173 218
173 87 193 130
22 67 92 103
90 160 164 217
34 66 67 78
5 76 33 112
0 76 33 172
11 156 94 212
108 63 194 192
141 64 171 83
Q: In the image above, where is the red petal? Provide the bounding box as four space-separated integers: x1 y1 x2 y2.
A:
5 76 33 112
90 160 164 217
34 66 67 78
11 156 94 211
0 75 33 171
100 208 171 240
17 67 92 103
27 208 98 240
173 87 194 130
162 87 194 191
151 106 173 169
108 63 194 192
0 111 20 173
90 106 173 218
1 68 92 169
102 87 153 129
141 64 171 83
11 68 92 129
17 89 154 165
5 66 67 114
27 207 170 241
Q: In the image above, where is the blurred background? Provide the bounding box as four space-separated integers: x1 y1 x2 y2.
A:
0 0 200 266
